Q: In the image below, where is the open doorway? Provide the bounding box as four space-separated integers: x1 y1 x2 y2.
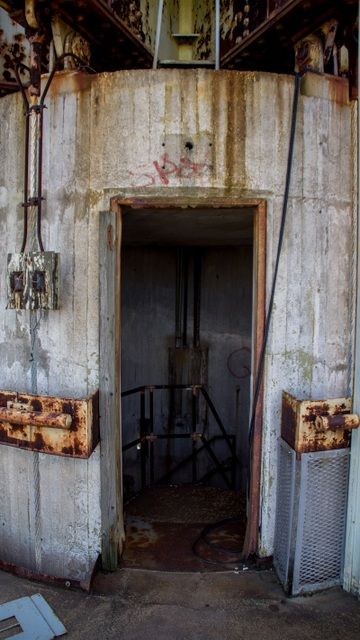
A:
118 205 265 570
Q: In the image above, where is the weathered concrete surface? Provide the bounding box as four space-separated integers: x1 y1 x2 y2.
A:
0 74 101 582
0 445 101 582
0 568 359 640
343 100 360 597
0 69 355 582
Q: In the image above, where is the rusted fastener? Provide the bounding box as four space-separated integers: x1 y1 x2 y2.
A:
315 414 360 432
191 432 203 441
0 407 72 429
145 434 158 442
191 385 203 395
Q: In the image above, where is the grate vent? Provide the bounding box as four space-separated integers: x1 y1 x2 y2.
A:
274 440 349 595
273 440 295 588
293 449 349 593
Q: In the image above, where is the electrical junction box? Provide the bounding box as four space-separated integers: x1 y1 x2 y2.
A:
7 252 60 310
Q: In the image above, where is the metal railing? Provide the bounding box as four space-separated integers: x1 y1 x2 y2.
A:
121 384 238 490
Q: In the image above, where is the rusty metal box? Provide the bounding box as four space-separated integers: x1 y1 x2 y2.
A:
0 389 99 458
281 391 352 453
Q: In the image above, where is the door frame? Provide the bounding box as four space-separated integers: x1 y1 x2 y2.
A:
99 195 266 570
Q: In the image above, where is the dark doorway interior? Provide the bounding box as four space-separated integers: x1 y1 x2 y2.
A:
120 207 254 570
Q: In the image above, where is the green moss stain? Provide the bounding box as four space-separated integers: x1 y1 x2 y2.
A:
282 349 314 385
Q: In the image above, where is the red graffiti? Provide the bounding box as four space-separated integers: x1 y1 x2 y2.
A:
128 152 211 188
153 153 210 185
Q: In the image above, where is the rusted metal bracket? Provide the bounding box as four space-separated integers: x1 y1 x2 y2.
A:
0 389 99 458
144 433 157 442
191 432 203 441
281 391 353 453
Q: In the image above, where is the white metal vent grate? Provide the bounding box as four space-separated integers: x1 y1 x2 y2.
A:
274 439 349 596
273 440 295 589
293 449 349 593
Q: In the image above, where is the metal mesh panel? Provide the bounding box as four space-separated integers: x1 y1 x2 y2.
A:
273 439 295 588
274 440 349 596
292 448 349 594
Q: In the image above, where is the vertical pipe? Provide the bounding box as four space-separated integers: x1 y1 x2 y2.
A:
193 251 201 348
175 249 183 347
153 0 165 69
37 105 44 251
21 112 30 253
150 389 155 485
140 390 146 489
13 64 29 253
191 388 197 482
28 101 39 253
230 435 236 489
175 249 189 347
215 0 220 70
182 251 188 347
28 93 42 574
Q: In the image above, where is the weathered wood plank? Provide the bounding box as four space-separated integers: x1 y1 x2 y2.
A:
99 208 123 570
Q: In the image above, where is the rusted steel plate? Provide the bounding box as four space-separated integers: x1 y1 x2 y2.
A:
281 391 352 453
0 389 99 458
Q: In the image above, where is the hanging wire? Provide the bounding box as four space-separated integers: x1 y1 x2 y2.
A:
13 53 94 254
248 72 302 446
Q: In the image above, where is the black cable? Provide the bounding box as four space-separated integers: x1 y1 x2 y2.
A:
192 517 245 566
248 72 302 446
14 63 30 253
13 52 94 254
201 518 244 553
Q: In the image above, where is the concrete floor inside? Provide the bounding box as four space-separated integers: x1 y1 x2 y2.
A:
122 485 247 571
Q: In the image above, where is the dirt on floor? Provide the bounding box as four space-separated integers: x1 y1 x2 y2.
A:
122 485 247 571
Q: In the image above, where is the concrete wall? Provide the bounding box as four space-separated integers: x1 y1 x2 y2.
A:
0 69 355 580
0 74 101 583
344 100 359 598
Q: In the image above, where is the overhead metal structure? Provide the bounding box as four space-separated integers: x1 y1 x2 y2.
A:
0 1 357 74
